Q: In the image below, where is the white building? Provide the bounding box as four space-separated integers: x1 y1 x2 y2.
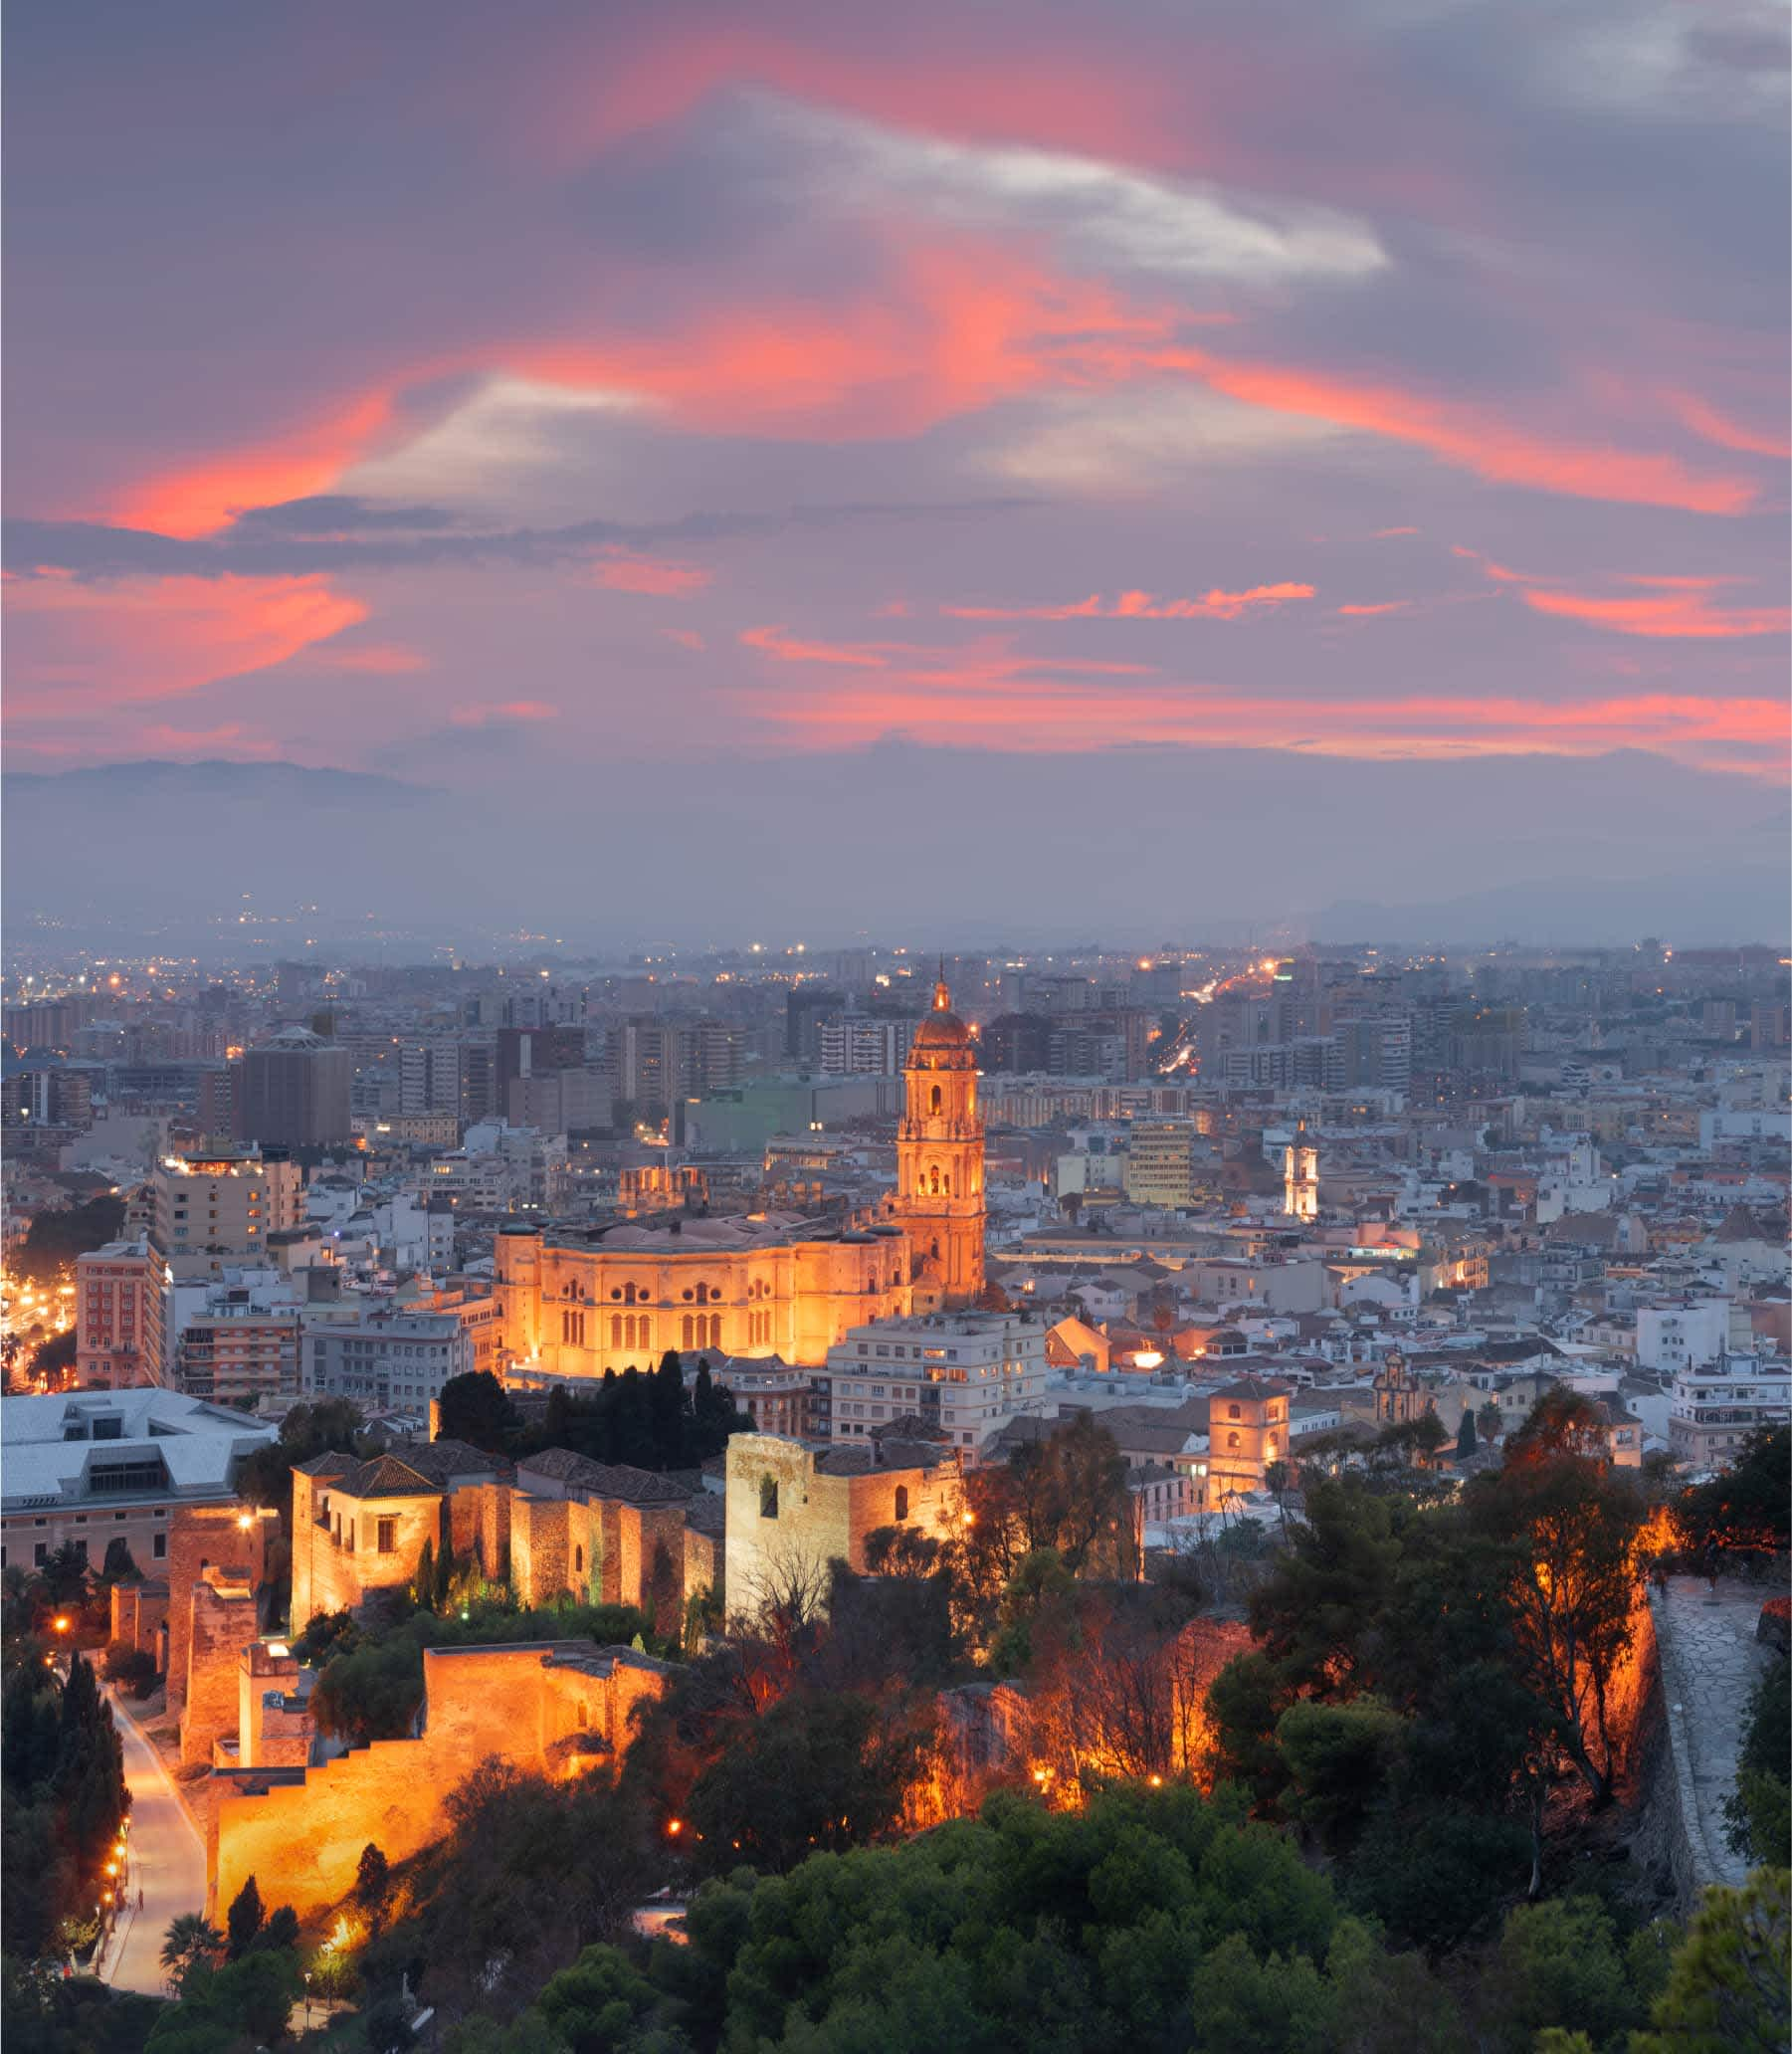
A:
1669 1351 1790 1471
817 1017 912 1078
0 1388 274 1574
818 1310 1051 1450
301 1305 476 1413
1636 1299 1731 1375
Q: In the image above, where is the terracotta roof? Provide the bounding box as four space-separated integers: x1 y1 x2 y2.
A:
292 1450 356 1478
1210 1373 1292 1401
517 1448 692 1505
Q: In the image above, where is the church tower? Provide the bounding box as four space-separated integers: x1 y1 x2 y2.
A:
896 971 985 1307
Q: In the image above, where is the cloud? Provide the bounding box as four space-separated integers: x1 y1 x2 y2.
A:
739 624 892 668
1337 601 1411 616
942 582 1313 621
4 571 368 710
447 700 560 727
1457 547 1789 638
591 548 711 596
662 627 706 651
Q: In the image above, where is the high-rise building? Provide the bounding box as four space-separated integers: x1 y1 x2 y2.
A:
786 986 845 1065
495 1025 586 1111
149 1146 305 1282
1123 1122 1199 1209
893 976 986 1308
817 1016 912 1077
235 1029 352 1147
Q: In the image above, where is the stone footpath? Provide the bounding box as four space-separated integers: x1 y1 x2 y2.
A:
1650 1573 1776 1890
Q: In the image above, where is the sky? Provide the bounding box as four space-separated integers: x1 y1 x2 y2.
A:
3 1 1789 939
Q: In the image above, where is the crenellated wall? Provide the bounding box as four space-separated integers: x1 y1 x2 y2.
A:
208 1640 675 1919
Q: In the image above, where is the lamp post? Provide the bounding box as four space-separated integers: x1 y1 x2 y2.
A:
303 1969 312 2028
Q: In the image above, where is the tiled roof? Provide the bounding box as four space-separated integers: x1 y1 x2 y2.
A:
516 1448 692 1506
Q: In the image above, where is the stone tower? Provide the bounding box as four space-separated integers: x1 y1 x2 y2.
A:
896 971 985 1308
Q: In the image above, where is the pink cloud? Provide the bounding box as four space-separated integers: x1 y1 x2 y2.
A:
4 572 368 710
943 583 1314 622
1337 601 1411 617
591 548 712 596
662 627 706 651
448 700 560 726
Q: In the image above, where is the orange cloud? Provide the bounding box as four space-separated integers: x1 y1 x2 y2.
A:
1373 525 1418 537
943 582 1313 621
1337 601 1410 617
592 548 711 596
4 572 367 709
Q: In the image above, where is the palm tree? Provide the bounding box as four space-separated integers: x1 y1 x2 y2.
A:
159 1912 224 1990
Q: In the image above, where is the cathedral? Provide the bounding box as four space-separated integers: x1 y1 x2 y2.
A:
496 972 985 1380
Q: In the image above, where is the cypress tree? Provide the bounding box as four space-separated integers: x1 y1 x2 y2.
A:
413 1539 436 1611
226 1874 264 1959
652 1349 686 1466
433 1538 454 1609
1456 1408 1479 1461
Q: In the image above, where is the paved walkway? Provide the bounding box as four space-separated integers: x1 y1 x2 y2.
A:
100 1688 206 1996
1652 1573 1775 1888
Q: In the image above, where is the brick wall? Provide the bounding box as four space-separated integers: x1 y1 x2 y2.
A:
166 1504 270 1718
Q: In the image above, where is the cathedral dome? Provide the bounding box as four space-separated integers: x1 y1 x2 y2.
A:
910 976 972 1055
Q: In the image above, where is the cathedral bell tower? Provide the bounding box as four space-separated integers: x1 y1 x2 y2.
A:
896 971 985 1308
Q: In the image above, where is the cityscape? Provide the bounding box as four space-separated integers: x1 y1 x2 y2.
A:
3 6 1789 2054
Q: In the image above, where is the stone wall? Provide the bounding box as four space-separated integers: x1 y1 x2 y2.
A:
723 1433 959 1626
109 1578 170 1664
165 1504 270 1718
238 1642 311 1769
209 1641 675 1920
180 1566 260 1765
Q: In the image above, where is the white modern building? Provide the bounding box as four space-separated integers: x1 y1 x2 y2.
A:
0 1388 275 1574
817 1310 1051 1450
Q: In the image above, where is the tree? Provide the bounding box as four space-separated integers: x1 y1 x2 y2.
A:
412 1538 437 1612
1633 1867 1790 2054
160 1913 225 1990
1489 1894 1647 2052
1680 1425 1791 1561
1722 1656 1791 1867
685 1689 933 1874
13 1195 125 1285
1478 1400 1502 1445
29 1331 78 1386
224 1874 264 1959
435 1371 519 1455
39 1540 92 1608
356 1842 393 1923
1455 1406 1478 1460
651 1349 686 1466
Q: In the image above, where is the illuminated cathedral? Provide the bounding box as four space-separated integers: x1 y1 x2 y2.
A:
496 972 986 1380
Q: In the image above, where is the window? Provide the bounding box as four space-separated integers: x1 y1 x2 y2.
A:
574 1544 584 1573
1227 1433 1240 1450
930 1085 942 1115
1228 1403 1241 1419
759 1477 779 1519
377 1518 398 1554
894 1485 909 1521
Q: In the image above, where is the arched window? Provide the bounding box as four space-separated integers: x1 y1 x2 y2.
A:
573 1544 584 1573
760 1476 779 1520
706 1315 721 1348
1227 1432 1240 1450
894 1485 909 1522
1228 1403 1241 1419
610 1315 621 1346
930 1084 942 1115
928 1166 940 1195
682 1315 694 1348
624 1282 637 1305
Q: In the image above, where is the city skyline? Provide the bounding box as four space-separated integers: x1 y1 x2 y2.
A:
4 0 1788 936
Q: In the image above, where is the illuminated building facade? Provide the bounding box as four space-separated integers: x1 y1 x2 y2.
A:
1284 1129 1318 1219
891 976 986 1308
495 1213 913 1381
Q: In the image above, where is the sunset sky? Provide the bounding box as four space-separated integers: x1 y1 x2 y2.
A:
4 0 1788 928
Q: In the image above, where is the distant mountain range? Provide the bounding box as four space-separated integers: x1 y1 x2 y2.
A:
5 748 1786 949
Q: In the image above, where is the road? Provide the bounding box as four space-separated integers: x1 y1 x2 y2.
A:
100 1687 206 1996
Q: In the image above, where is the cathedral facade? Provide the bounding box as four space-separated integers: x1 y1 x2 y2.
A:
494 971 987 1382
